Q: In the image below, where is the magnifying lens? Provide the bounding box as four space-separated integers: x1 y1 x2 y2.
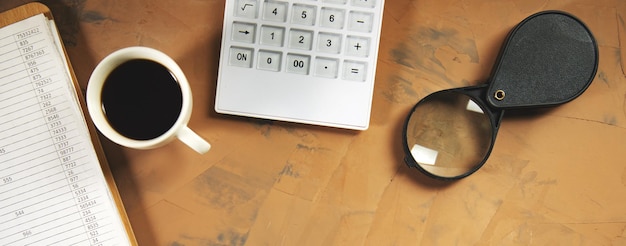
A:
402 11 599 180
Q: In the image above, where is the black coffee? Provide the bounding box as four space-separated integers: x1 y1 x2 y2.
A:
101 59 183 140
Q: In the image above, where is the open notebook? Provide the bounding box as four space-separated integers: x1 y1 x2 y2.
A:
0 3 136 245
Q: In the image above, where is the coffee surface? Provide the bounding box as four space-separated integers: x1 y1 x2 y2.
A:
101 59 183 140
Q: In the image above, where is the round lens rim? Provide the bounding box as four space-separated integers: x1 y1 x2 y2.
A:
402 86 502 180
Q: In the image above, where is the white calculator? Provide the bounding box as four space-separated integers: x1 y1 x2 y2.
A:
215 0 385 130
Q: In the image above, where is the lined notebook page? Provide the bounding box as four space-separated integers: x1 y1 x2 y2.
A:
0 14 131 245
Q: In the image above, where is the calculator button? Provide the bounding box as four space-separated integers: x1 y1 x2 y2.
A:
229 47 254 68
345 35 370 57
351 0 376 8
320 7 346 29
289 29 314 50
323 0 348 4
348 11 374 33
291 4 317 26
257 50 282 72
317 32 342 54
263 1 289 22
260 25 285 46
235 0 259 18
343 60 367 81
232 22 256 43
286 53 311 75
314 57 339 78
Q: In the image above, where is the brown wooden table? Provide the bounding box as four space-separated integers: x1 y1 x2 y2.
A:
2 0 625 245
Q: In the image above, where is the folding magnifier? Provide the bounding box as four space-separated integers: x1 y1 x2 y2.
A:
402 11 599 180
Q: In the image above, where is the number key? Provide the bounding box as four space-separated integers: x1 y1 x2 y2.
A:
320 7 345 29
317 32 342 54
260 25 285 46
289 29 314 50
286 53 310 75
291 4 317 26
257 50 282 71
263 1 288 22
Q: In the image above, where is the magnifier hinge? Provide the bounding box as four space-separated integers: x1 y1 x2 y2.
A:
494 90 506 101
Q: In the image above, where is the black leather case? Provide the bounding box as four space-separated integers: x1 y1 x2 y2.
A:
486 11 599 109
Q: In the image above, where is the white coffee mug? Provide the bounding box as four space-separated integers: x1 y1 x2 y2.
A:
86 46 210 154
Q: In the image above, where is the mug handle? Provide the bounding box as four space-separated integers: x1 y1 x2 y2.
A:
177 126 211 154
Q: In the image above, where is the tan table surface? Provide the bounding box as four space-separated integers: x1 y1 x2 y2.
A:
2 0 626 245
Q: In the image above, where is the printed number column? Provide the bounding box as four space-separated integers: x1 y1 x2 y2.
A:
16 26 102 245
15 26 81 243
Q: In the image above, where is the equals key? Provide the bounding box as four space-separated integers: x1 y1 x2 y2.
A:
343 61 367 82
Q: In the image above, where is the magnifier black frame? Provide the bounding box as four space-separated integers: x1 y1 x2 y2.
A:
401 10 599 180
402 84 504 180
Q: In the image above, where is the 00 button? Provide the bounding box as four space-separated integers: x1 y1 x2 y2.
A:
286 53 310 75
